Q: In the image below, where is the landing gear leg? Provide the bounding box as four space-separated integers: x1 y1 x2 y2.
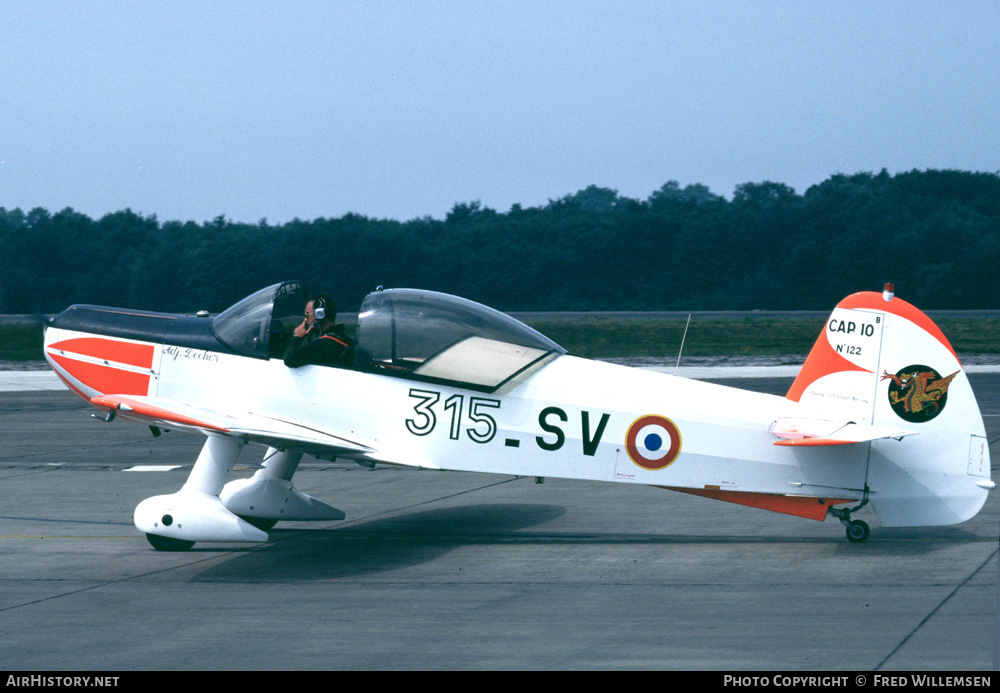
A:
220 447 345 526
135 435 270 551
829 498 871 543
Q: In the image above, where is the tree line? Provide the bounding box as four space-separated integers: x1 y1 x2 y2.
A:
2 169 998 315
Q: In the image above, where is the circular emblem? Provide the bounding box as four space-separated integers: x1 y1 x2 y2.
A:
626 415 682 470
882 364 956 424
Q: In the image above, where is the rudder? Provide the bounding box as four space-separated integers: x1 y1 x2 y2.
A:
788 287 993 527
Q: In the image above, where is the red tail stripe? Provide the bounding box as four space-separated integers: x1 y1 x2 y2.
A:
786 334 870 403
838 292 958 360
786 291 958 403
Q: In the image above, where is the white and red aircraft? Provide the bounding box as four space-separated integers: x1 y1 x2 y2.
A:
43 282 993 550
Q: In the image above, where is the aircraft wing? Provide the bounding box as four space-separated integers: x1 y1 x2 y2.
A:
769 417 917 447
90 394 377 458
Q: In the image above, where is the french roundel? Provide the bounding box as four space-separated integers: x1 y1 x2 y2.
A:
626 415 682 470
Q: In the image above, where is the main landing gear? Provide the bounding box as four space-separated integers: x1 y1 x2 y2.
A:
145 533 196 552
828 499 871 543
135 437 344 551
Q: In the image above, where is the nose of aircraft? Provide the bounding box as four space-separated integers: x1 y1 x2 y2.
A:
44 334 155 400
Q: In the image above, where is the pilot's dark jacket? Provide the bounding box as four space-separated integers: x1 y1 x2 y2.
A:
283 324 354 368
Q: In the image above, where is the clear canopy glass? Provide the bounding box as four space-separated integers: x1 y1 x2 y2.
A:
355 289 565 390
210 283 564 388
212 281 306 358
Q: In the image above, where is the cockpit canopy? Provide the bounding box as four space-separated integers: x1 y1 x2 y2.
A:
212 281 307 359
356 288 565 390
211 282 565 391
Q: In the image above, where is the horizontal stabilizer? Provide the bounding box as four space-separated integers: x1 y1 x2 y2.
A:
770 417 916 447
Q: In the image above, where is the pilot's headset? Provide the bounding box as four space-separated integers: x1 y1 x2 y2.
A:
311 295 335 323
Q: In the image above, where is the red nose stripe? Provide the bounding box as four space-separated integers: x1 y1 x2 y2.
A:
49 353 151 396
49 338 155 369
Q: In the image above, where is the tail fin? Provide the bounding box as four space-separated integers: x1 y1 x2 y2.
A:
788 290 993 527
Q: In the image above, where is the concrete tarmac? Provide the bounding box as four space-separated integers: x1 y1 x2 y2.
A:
1 376 997 671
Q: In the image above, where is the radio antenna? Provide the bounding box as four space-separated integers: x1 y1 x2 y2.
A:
674 313 692 376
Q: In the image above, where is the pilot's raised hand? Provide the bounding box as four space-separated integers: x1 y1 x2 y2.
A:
293 319 314 338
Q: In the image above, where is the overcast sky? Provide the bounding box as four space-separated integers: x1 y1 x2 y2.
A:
2 1 998 224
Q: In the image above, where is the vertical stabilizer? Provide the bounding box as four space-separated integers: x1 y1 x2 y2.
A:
788 290 992 527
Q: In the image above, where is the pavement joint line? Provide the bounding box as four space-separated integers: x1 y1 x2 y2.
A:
0 438 158 462
332 475 524 527
254 476 526 549
0 514 134 527
874 545 999 671
0 550 234 614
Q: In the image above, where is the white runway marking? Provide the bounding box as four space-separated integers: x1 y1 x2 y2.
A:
122 465 182 472
0 372 67 392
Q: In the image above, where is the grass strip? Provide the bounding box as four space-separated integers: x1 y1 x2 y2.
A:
6 317 1000 362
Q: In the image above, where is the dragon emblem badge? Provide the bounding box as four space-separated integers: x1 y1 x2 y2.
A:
880 365 959 423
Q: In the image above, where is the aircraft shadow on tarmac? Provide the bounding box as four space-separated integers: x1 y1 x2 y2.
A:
192 503 567 580
186 502 985 582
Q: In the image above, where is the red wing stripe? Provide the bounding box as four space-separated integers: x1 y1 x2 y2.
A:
773 438 856 447
91 396 231 433
49 338 155 369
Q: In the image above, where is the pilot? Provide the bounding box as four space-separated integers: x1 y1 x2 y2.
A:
283 294 354 368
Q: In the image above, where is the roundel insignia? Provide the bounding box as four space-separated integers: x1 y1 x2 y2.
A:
625 415 682 470
881 364 959 424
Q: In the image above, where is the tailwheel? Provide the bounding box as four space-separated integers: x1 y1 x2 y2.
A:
829 497 871 543
845 520 870 543
146 533 196 552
